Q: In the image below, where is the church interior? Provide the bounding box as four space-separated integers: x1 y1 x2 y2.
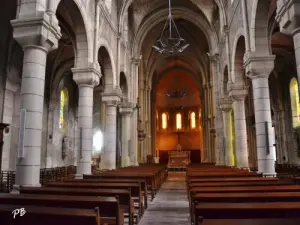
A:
1 0 300 224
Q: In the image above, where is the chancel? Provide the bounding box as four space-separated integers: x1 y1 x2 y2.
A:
1 0 300 225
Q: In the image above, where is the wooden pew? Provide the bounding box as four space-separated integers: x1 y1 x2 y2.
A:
186 164 300 225
85 174 157 200
189 180 293 187
189 185 300 194
0 193 123 225
188 177 279 183
198 218 300 225
64 178 148 209
0 204 100 225
187 172 261 178
86 164 168 200
192 192 300 203
20 187 134 225
45 181 144 217
193 202 300 225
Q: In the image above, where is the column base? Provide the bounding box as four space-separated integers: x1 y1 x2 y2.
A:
261 172 277 177
74 174 83 179
121 156 130 167
10 185 20 194
239 167 250 171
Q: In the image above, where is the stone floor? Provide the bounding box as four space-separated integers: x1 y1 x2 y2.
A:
138 179 190 225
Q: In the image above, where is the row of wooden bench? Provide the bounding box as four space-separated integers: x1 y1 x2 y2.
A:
187 164 300 225
0 163 167 225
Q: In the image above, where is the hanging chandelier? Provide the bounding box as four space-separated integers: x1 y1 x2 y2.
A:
152 0 189 54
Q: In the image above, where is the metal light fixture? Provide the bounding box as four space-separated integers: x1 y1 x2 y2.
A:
152 0 189 54
166 69 187 99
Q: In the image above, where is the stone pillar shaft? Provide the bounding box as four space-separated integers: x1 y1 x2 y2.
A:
121 113 131 166
233 97 249 168
251 77 276 175
147 89 151 156
72 67 100 177
104 102 117 169
244 53 276 176
131 109 139 165
15 46 48 187
76 85 94 175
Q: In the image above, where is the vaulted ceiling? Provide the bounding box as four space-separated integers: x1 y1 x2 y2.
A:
127 0 217 109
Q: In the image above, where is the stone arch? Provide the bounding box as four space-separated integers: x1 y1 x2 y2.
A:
56 0 92 68
132 8 218 60
223 65 229 96
134 8 213 93
118 0 226 34
250 0 270 55
231 30 246 84
120 72 129 99
98 46 115 93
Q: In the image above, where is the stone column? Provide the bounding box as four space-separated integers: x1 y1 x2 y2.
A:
130 107 139 165
102 92 121 170
72 67 101 178
244 54 276 176
209 54 220 163
146 88 152 156
119 104 133 167
219 98 235 166
11 15 61 189
130 59 139 166
230 89 249 168
203 84 210 161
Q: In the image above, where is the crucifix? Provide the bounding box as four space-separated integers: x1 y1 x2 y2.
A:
177 128 180 144
176 128 182 151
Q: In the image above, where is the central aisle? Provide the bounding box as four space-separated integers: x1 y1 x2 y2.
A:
138 180 190 225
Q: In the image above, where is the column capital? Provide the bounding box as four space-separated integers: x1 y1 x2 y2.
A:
101 89 122 105
229 88 248 101
131 57 140 65
218 98 233 112
119 104 133 115
244 52 275 79
11 12 61 51
276 0 300 34
72 65 101 87
208 53 220 62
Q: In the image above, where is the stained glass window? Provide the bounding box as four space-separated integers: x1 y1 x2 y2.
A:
59 88 68 130
162 113 167 129
190 112 196 129
176 113 182 130
290 78 300 128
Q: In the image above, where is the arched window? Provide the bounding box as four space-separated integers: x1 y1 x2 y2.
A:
93 130 103 153
290 78 300 128
59 88 69 131
190 112 196 129
176 113 182 130
162 113 167 129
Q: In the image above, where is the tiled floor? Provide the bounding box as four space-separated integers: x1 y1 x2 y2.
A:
138 180 190 225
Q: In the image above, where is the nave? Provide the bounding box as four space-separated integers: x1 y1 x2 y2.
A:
138 180 190 225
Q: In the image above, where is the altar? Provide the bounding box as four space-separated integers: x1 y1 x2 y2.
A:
167 145 190 170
